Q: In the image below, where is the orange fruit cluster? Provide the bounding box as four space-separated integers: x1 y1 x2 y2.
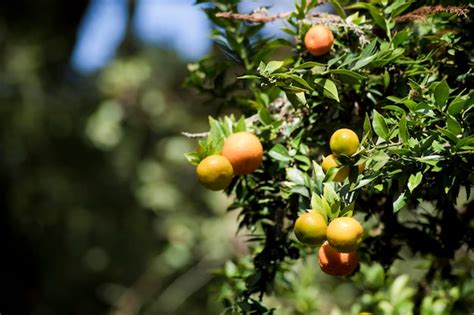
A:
294 213 363 276
196 132 263 191
322 128 363 182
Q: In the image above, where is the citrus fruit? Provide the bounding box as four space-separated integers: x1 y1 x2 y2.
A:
221 132 263 175
326 217 364 253
304 25 334 56
196 155 233 191
319 241 359 276
294 211 327 246
321 154 350 182
329 128 360 157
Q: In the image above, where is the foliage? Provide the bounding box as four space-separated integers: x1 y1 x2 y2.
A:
185 0 474 313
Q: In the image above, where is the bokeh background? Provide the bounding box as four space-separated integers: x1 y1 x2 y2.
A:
0 0 291 314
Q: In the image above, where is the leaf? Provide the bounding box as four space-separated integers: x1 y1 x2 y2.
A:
408 172 423 192
238 75 259 80
330 0 346 18
348 3 387 31
399 114 409 143
295 61 326 69
372 110 390 141
268 144 291 162
447 95 467 116
393 191 406 212
259 108 273 125
265 61 284 74
330 69 366 83
314 78 339 102
184 152 201 165
434 80 450 108
446 115 462 135
287 167 306 185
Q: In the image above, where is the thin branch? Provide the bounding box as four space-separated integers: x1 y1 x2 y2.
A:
395 5 469 22
215 11 290 23
181 131 209 138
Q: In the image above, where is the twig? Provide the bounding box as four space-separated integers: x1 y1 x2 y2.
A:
395 5 469 22
216 11 290 23
181 131 209 138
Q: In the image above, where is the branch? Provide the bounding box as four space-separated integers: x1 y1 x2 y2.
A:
181 131 209 138
216 11 290 23
395 5 469 22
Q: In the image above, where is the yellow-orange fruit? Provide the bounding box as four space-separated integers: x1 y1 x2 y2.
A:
196 155 233 191
321 154 350 182
326 217 364 253
304 25 334 56
221 132 263 175
319 241 359 276
329 128 360 157
294 211 327 246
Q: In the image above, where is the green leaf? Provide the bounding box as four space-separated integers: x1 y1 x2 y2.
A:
287 167 306 185
330 69 365 83
330 0 346 18
434 80 450 108
265 61 284 74
447 94 467 116
314 78 340 102
446 115 462 135
268 144 291 162
184 152 201 165
238 75 259 80
393 191 406 212
259 108 273 125
295 61 326 69
408 172 423 192
347 3 387 31
372 110 390 140
399 114 409 143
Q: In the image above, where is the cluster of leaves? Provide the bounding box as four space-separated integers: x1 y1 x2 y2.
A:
186 0 473 313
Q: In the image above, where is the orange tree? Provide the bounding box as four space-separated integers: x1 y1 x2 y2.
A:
185 0 473 313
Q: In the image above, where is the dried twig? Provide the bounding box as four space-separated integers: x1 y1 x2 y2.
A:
216 11 290 23
181 131 209 138
395 5 469 22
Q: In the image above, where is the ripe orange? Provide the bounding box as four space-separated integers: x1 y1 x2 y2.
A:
319 241 359 276
304 25 334 56
294 211 327 246
321 154 350 182
329 128 360 157
196 155 233 191
326 217 364 253
221 132 263 175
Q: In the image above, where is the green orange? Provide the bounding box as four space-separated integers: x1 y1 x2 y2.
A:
196 155 233 191
321 154 350 182
329 128 360 157
294 211 327 246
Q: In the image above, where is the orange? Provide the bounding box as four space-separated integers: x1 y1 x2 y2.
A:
329 128 360 157
294 211 327 246
196 155 233 191
304 25 334 56
221 132 263 175
321 154 350 182
326 217 364 253
319 241 359 276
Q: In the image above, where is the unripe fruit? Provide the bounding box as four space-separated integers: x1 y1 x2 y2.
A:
321 154 350 182
326 217 364 253
221 132 263 175
304 25 334 56
329 128 360 157
196 155 233 191
319 241 359 276
294 211 327 246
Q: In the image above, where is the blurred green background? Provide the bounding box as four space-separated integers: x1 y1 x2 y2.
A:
0 0 244 314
